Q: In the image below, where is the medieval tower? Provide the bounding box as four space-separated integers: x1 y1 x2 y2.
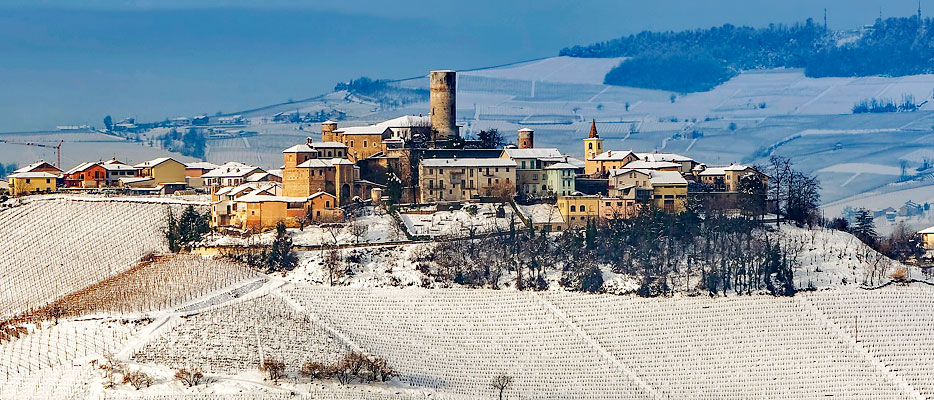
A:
517 128 534 149
429 70 457 140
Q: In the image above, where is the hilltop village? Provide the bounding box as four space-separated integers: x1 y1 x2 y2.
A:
3 70 769 232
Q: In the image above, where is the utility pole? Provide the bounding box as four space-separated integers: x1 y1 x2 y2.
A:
824 8 828 32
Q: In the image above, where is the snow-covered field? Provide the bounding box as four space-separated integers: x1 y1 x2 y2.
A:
5 191 934 399
0 197 206 319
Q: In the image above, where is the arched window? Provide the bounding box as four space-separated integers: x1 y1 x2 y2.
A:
570 205 576 212
588 143 593 149
580 205 586 212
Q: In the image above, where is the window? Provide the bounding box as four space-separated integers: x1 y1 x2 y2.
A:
588 143 593 149
617 202 623 206
25 178 30 184
363 140 368 148
350 140 355 147
521 161 526 169
325 200 330 207
570 205 576 212
580 205 586 212
495 168 499 173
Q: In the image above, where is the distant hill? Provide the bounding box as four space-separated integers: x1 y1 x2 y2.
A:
561 16 934 92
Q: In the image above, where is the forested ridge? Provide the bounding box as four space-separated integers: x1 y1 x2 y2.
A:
560 16 934 92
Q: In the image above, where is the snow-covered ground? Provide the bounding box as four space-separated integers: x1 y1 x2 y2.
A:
398 203 519 238
209 207 405 247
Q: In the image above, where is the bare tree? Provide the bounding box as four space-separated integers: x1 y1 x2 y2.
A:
123 370 154 390
349 220 369 244
174 368 205 387
260 358 287 383
323 247 343 285
491 374 514 400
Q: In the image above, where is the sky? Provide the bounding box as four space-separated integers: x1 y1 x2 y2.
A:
0 0 928 132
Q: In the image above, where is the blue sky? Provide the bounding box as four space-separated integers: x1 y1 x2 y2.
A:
0 0 928 131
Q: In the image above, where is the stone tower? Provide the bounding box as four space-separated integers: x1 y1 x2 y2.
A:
321 120 338 142
517 128 534 149
429 70 457 140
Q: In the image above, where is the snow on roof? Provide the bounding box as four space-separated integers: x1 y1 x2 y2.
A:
334 125 386 135
649 170 688 185
322 120 337 124
267 169 283 178
202 162 262 178
282 144 320 153
119 176 153 184
333 115 430 135
609 168 650 177
544 162 578 170
185 161 220 170
133 157 175 168
518 204 565 224
309 191 336 199
919 226 934 234
102 163 139 171
698 164 754 176
622 160 681 170
14 160 59 174
297 159 331 168
8 171 59 179
311 141 348 149
518 128 534 132
235 192 310 204
591 150 635 161
502 148 562 159
540 156 585 168
246 172 273 182
635 152 695 163
331 158 354 165
421 158 517 168
64 161 98 175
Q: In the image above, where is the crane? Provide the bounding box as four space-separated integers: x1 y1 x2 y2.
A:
0 140 64 169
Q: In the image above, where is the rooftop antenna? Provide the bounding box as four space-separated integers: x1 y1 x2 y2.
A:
824 8 828 31
919 0 923 21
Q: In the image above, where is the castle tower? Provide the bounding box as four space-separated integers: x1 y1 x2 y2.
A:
429 70 457 140
321 120 338 142
583 120 603 161
517 128 534 149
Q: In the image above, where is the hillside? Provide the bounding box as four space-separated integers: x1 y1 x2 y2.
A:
0 198 931 399
562 16 934 92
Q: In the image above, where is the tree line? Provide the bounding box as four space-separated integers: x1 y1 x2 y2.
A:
561 16 934 92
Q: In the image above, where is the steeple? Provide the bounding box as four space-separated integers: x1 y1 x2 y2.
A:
589 119 599 138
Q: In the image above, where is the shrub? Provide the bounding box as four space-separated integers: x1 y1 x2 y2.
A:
260 358 287 382
300 361 333 380
174 368 204 387
123 370 154 390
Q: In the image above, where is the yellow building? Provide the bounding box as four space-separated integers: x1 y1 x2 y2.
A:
556 195 601 228
8 171 58 196
609 169 688 212
418 158 517 203
696 164 769 192
133 157 187 186
281 141 358 205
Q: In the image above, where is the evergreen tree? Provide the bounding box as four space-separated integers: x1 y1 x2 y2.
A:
165 208 181 253
385 167 403 205
852 209 877 246
266 222 298 273
104 115 113 131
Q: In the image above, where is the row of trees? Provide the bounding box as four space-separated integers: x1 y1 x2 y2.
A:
335 76 429 108
565 16 934 92
421 205 799 297
852 95 919 114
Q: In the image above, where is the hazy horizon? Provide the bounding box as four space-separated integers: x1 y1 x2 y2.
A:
1 0 929 132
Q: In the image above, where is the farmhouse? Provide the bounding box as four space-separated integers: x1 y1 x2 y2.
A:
101 159 141 186
8 171 58 195
63 161 108 188
133 157 187 186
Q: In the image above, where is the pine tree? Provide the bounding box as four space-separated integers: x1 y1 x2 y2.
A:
165 208 181 253
853 209 877 246
266 222 298 273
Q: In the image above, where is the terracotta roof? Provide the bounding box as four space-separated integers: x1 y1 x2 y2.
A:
588 119 599 139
